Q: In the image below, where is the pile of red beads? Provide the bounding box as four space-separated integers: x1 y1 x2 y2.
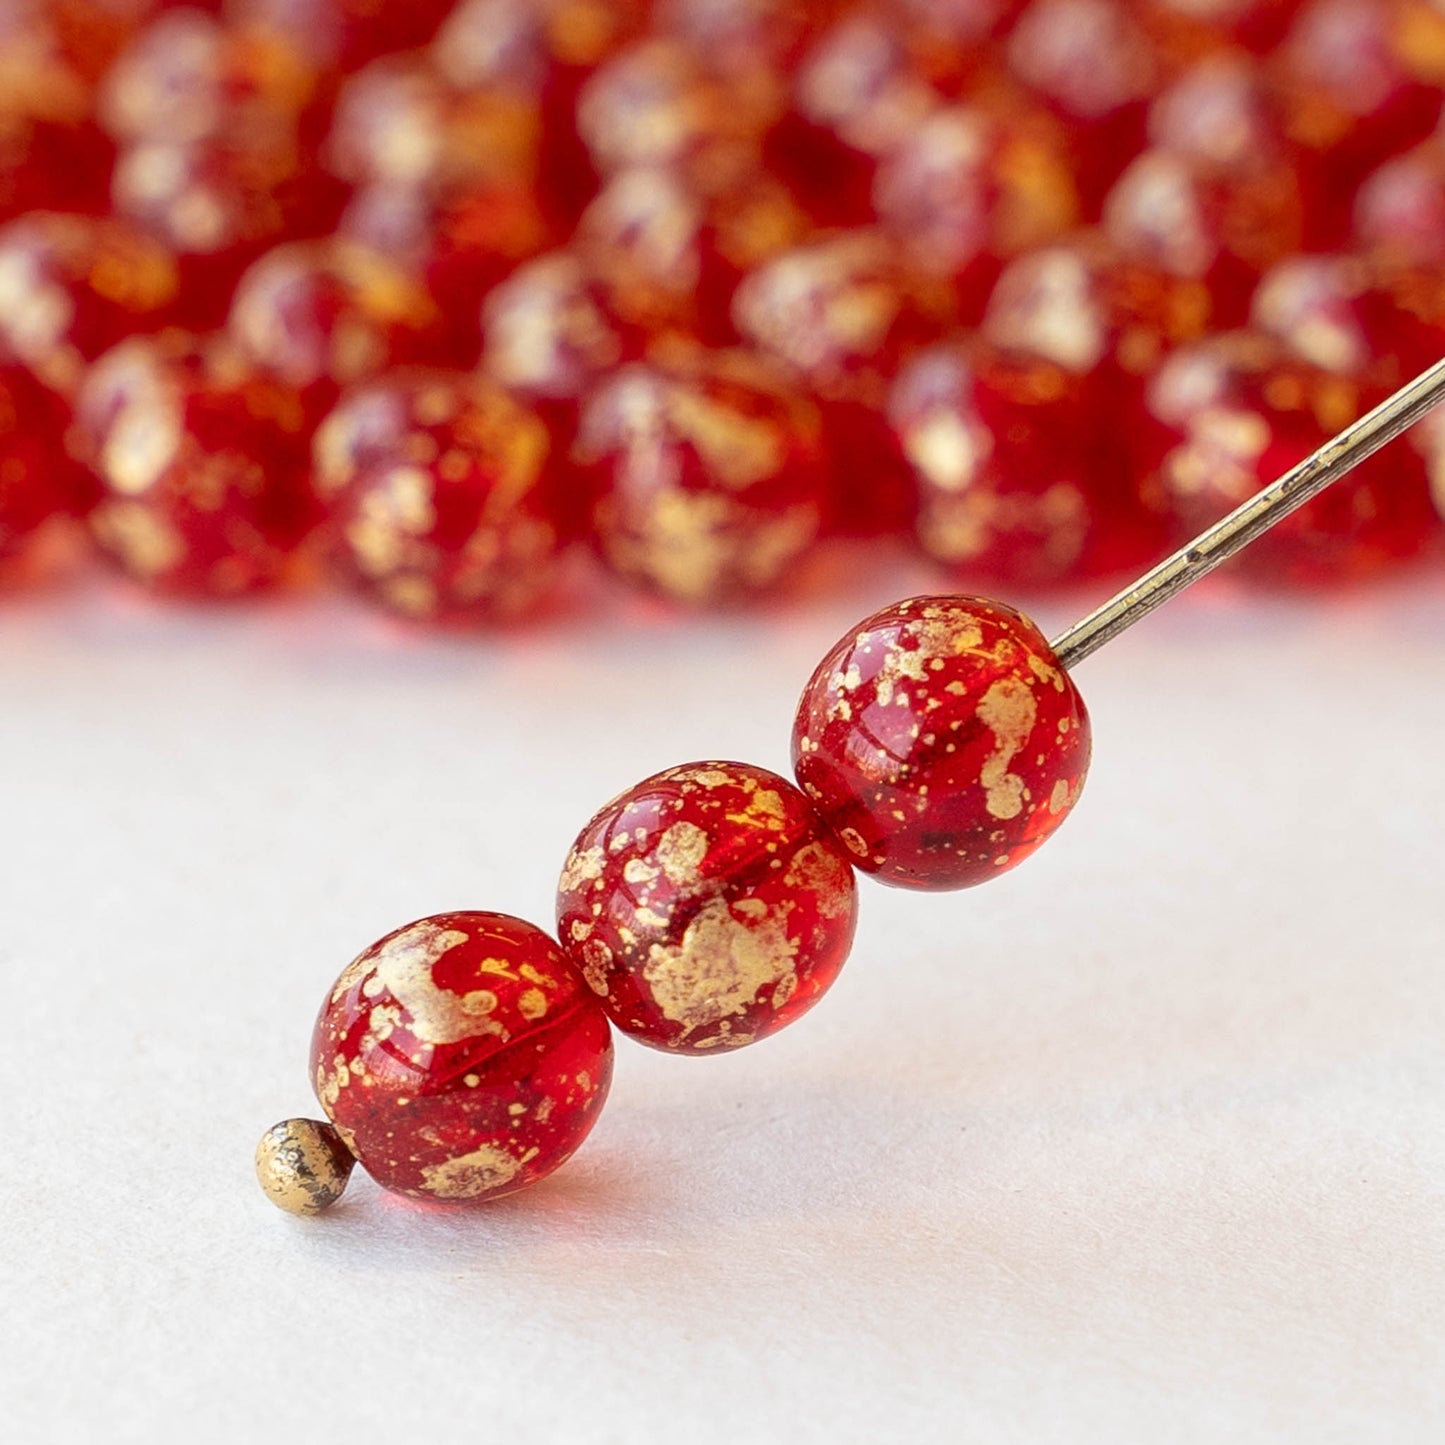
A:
3 0 1445 614
256 592 1091 1210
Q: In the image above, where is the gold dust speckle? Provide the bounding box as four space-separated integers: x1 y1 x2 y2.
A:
656 820 709 884
517 987 548 1020
976 676 1037 822
643 895 798 1039
372 921 506 1046
419 1142 523 1200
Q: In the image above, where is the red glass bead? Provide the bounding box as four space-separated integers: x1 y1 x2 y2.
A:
1249 255 1377 377
228 239 441 421
312 912 613 1203
792 595 1091 891
312 370 562 623
325 49 541 201
732 230 943 534
1353 137 1445 373
1006 0 1157 211
575 164 808 345
576 37 771 196
0 213 180 394
889 245 1165 584
481 250 624 407
556 761 858 1054
574 346 829 604
777 13 937 225
99 4 331 296
1103 55 1304 329
889 342 1151 587
72 332 311 596
872 101 1079 315
1272 0 1442 247
0 364 94 561
1142 334 1439 583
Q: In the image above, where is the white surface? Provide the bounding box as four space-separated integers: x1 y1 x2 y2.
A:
2 560 1443 1443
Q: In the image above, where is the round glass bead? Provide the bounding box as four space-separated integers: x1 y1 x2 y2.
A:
556 761 858 1054
574 346 829 604
312 369 562 623
890 338 1164 587
1142 334 1439 583
793 595 1091 891
732 229 941 533
312 912 613 1203
72 332 311 596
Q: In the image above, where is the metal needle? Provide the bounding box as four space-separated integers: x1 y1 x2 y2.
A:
1050 355 1445 669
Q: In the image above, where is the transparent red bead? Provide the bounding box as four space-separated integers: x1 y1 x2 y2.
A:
872 101 1079 314
890 342 1157 587
890 245 1166 584
793 595 1091 891
575 346 828 604
778 12 937 225
228 239 441 422
1104 55 1304 328
575 164 809 346
1143 334 1439 583
732 230 943 533
1007 0 1157 210
479 249 626 539
481 250 624 406
313 370 562 623
556 761 858 1054
1273 0 1442 247
0 213 180 394
575 37 772 196
99 6 332 299
72 332 311 596
312 912 613 1203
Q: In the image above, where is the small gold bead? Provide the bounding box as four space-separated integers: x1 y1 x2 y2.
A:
255 1118 356 1216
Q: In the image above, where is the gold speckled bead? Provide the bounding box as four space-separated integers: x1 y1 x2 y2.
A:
255 1118 356 1216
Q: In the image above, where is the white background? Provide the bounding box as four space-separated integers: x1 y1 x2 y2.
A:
3 552 1443 1443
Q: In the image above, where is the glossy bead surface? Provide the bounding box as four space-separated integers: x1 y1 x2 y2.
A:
890 340 1161 586
732 230 939 533
557 761 858 1054
793 596 1090 891
872 102 1078 307
576 347 828 604
313 370 562 622
312 912 613 1203
73 333 311 596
